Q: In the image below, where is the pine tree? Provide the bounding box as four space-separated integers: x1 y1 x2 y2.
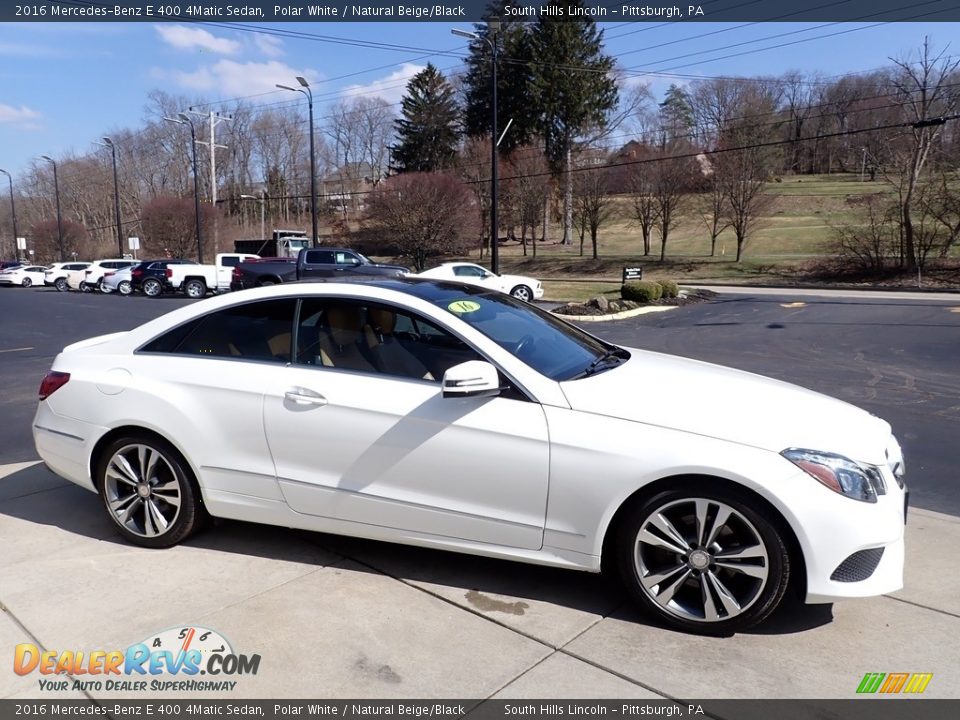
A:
461 2 536 153
658 84 695 140
391 64 460 173
529 3 618 243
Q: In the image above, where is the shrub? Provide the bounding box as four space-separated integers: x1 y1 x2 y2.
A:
658 279 680 298
621 281 662 303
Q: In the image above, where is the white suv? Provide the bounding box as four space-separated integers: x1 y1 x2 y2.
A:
44 262 91 292
74 259 138 293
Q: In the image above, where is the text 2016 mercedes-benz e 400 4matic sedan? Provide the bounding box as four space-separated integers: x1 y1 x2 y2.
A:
33 279 907 634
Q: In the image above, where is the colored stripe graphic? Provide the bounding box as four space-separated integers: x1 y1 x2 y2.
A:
880 673 910 693
903 673 934 694
857 673 885 693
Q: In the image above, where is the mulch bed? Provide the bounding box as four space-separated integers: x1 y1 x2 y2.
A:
552 289 718 316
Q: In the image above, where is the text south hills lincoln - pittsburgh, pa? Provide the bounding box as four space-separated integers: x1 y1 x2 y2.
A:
274 5 466 16
503 5 703 17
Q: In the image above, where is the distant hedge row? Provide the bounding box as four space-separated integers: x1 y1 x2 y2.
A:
621 279 680 303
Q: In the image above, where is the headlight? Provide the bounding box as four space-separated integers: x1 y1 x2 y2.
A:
781 448 882 503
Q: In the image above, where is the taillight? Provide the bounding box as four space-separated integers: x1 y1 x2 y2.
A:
232 267 242 280
165 268 173 278
132 268 143 278
104 272 115 278
39 371 70 400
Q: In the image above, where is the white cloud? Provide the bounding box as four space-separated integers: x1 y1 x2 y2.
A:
341 63 427 104
0 103 42 128
155 25 240 55
253 33 285 58
168 60 319 97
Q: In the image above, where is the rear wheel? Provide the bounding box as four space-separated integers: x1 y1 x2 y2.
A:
616 484 790 635
184 279 207 298
142 278 163 297
54 277 68 292
98 278 112 294
118 280 132 296
21 277 32 288
80 282 93 293
258 278 277 287
95 435 209 548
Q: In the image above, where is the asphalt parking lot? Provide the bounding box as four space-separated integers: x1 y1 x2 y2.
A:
0 285 958 701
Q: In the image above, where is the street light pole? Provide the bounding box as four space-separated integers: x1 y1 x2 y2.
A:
99 138 124 257
39 156 65 262
164 114 204 263
453 20 501 274
0 169 18 261
277 78 317 247
241 191 266 240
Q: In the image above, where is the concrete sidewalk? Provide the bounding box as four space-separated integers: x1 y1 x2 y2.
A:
1 461 957 700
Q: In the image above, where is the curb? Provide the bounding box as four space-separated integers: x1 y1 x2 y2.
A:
552 305 677 322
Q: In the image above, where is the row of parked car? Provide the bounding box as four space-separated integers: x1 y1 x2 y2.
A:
0 252 545 302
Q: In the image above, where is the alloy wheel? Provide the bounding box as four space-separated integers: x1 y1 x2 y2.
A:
633 497 770 624
103 443 182 538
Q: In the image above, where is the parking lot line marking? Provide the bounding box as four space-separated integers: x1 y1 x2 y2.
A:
0 346 33 353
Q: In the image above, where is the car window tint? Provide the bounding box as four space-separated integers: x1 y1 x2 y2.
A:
141 299 296 363
294 299 479 382
335 252 360 265
220 256 240 267
454 266 484 277
304 250 335 264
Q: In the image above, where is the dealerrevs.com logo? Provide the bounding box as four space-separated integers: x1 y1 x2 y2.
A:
14 626 260 693
856 672 934 694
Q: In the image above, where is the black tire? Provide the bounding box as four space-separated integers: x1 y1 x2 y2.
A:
97 278 112 294
22 277 32 288
258 278 277 287
184 278 207 298
80 282 93 293
142 278 163 297
95 434 210 548
510 285 533 302
54 277 68 292
118 280 132 296
615 483 790 635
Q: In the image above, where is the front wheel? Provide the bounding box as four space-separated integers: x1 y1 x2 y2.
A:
184 279 207 298
95 435 209 548
510 285 533 302
616 485 790 635
80 282 93 293
98 278 112 294
142 278 163 297
54 277 68 292
118 280 132 296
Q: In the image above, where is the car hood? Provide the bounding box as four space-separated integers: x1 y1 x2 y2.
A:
559 348 891 465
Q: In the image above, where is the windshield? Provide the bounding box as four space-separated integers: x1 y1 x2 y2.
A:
430 289 621 381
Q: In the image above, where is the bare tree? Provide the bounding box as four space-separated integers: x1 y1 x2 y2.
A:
141 196 217 260
886 38 960 270
653 145 699 262
366 172 476 271
506 145 552 257
571 162 616 260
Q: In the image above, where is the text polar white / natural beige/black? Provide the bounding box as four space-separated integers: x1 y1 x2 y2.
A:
274 5 467 17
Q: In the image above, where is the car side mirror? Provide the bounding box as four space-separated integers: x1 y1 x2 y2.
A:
442 360 502 399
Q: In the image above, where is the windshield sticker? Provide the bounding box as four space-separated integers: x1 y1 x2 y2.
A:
447 300 481 314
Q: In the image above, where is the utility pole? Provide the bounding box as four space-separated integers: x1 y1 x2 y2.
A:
188 109 231 255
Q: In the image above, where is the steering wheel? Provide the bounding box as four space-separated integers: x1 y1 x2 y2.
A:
514 333 536 359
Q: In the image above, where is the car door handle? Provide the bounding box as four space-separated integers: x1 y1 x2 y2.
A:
284 388 328 406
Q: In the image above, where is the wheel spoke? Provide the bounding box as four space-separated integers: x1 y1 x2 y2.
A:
715 544 766 560
647 512 692 552
106 466 138 488
638 527 688 555
700 575 719 621
704 506 732 549
715 561 767 579
152 489 181 509
706 570 743 617
146 500 170 533
645 567 692 605
109 493 139 516
111 455 141 485
117 496 142 526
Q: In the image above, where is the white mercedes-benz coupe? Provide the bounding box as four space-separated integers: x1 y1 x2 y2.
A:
33 279 907 634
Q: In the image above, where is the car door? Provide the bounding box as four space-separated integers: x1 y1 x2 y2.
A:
300 249 337 279
261 296 551 550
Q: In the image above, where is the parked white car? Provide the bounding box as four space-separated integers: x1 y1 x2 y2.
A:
44 262 91 292
33 280 906 634
0 265 47 287
101 267 134 296
166 253 260 298
75 259 138 293
416 262 543 301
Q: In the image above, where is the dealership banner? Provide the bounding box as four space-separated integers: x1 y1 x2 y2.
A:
4 0 960 23
0 700 956 719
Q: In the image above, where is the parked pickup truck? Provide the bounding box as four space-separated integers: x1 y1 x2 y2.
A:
230 247 408 291
165 253 260 298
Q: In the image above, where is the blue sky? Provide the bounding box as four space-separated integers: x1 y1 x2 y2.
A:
1 20 958 179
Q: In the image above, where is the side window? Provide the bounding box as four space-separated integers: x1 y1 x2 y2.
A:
220 256 240 268
335 252 360 265
304 250 335 265
141 299 296 363
294 299 481 382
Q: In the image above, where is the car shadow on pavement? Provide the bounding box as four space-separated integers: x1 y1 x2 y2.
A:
1 463 835 638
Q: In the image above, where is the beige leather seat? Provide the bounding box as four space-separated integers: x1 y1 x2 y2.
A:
365 308 434 381
316 305 377 372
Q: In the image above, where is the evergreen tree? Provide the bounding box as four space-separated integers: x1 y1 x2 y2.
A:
461 2 536 153
392 64 460 173
529 3 618 243
658 84 695 141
